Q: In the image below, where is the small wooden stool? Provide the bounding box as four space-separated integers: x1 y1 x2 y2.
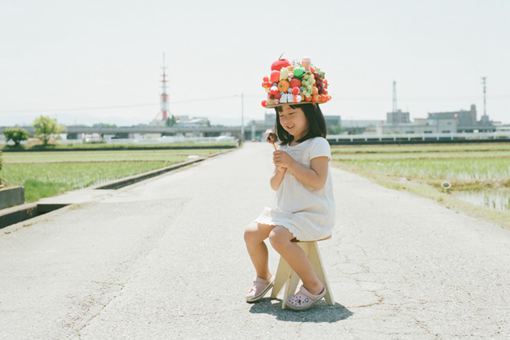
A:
270 235 334 309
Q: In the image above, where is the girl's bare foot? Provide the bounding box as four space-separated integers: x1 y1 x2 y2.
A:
258 273 272 282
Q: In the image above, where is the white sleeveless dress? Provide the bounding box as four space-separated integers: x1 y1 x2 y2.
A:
252 136 335 241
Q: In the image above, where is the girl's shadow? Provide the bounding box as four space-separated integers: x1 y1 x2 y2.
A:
248 297 353 322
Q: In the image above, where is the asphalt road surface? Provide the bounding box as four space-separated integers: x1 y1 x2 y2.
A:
1 142 509 339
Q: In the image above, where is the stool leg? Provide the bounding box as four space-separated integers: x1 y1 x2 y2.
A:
282 269 300 309
281 242 309 309
309 241 335 305
271 256 291 299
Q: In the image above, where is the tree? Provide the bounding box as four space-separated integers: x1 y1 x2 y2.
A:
165 115 177 127
327 125 343 135
33 115 64 145
3 127 29 146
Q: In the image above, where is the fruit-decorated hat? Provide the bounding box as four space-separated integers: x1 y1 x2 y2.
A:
261 56 331 108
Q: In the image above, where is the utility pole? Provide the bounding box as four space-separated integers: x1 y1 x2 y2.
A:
481 76 487 118
392 80 398 112
240 92 245 144
160 52 169 122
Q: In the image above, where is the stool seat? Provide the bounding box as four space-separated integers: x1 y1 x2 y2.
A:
290 235 331 242
271 236 334 309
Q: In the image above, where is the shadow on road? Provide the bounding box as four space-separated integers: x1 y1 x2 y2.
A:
248 298 353 322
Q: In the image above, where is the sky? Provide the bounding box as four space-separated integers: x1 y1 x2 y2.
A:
0 0 509 127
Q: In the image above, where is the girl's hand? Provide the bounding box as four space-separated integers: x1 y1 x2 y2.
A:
276 165 287 173
273 150 295 170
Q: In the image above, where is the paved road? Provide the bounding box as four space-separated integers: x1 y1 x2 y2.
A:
1 142 509 339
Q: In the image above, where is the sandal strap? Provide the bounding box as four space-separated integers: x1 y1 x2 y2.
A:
248 277 272 293
298 285 325 299
254 276 270 284
285 285 326 309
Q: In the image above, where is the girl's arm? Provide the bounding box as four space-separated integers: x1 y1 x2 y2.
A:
287 157 329 191
270 167 287 191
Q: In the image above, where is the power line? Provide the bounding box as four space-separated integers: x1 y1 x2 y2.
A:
0 103 157 114
337 94 510 102
1 93 509 115
0 94 247 114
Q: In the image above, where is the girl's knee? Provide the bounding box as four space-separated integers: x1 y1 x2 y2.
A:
269 226 292 249
243 227 257 244
244 223 270 244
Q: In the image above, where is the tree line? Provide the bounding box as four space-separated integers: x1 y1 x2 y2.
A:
3 116 65 146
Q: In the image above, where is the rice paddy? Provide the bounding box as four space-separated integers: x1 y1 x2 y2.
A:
0 148 229 203
331 142 510 228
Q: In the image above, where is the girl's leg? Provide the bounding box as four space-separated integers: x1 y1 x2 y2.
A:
243 223 276 281
268 226 324 294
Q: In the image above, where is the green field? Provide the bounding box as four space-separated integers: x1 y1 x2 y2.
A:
331 142 510 228
332 143 510 189
1 148 228 203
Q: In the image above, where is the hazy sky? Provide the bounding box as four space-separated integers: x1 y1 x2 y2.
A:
1 0 509 126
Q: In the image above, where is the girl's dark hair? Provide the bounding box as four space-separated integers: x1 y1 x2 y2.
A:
274 103 327 145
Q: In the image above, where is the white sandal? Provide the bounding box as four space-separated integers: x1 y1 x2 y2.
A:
285 284 326 311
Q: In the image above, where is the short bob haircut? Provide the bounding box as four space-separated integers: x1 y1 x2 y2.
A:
274 103 327 146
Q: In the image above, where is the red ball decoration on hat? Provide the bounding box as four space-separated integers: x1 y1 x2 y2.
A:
290 78 301 88
270 70 280 83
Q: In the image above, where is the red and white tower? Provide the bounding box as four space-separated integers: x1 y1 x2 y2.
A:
160 52 169 121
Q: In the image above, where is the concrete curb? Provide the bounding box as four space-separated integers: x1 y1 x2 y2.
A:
0 186 25 209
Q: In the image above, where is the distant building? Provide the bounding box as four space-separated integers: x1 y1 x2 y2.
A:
247 112 343 140
324 115 341 127
342 119 384 134
265 112 341 128
323 115 342 135
427 104 494 132
382 104 496 134
386 109 410 125
382 119 457 134
264 113 276 125
494 122 510 132
174 115 211 127
425 117 458 134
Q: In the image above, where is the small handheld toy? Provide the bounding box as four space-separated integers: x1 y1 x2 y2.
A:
263 128 278 151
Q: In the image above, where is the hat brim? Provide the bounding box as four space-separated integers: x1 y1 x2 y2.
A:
265 102 321 109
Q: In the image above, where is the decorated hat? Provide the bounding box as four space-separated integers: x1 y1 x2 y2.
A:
261 56 331 108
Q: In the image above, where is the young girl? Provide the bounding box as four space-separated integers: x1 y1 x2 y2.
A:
244 57 335 311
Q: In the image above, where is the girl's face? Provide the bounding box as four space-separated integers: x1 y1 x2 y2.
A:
278 104 309 138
